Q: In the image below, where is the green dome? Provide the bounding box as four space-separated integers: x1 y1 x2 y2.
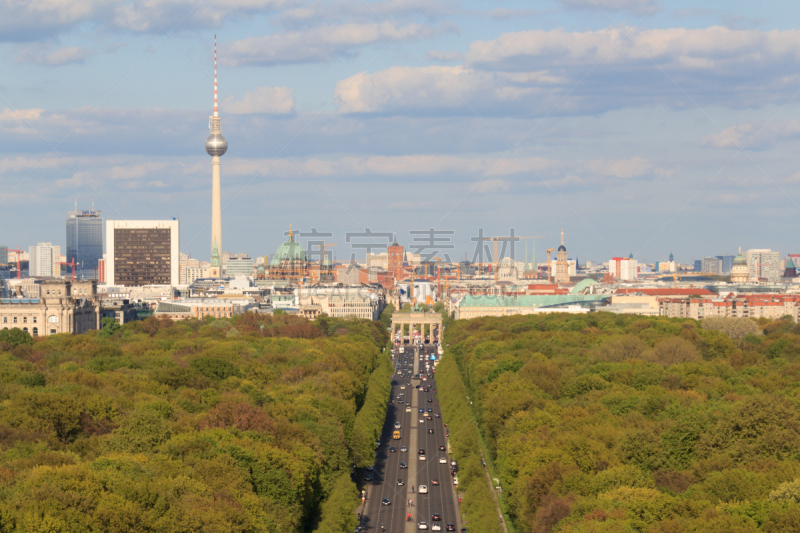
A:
733 252 747 266
270 231 308 266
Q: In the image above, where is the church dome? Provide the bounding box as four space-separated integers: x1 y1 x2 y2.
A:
733 251 747 266
270 230 308 266
558 245 566 252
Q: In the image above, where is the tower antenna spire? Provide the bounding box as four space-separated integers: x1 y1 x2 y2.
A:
214 34 218 117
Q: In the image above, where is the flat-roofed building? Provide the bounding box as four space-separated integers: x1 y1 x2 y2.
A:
106 220 179 286
153 298 256 320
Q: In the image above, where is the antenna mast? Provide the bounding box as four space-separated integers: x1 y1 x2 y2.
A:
214 34 218 117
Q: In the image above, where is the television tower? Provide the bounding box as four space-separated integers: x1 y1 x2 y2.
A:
205 34 227 277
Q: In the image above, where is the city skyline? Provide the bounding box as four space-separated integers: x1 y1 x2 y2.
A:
2 1 800 262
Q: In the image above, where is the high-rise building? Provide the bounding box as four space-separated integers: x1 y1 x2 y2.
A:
225 256 254 277
206 36 228 279
106 220 180 286
388 236 405 281
0 246 7 266
701 257 723 275
693 260 702 272
746 249 781 282
609 256 639 280
67 206 103 279
29 242 61 277
715 255 734 273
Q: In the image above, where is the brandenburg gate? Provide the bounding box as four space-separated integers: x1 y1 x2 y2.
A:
390 311 443 343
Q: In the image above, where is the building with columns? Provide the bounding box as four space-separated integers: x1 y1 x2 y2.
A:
0 279 100 336
391 311 443 344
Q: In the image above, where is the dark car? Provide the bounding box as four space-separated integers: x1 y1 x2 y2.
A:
382 498 391 506
446 525 455 531
435 413 440 418
419 408 424 413
427 416 433 420
418 449 425 454
364 473 372 481
431 514 441 521
428 398 433 402
397 479 404 486
439 445 446 451
400 462 408 469
428 428 434 434
389 447 396 453
428 408 433 412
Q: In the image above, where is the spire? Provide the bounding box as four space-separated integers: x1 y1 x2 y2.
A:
211 238 220 267
289 224 294 240
214 34 218 117
560 229 564 246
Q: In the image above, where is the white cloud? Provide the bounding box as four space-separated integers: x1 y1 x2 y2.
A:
227 22 438 66
702 120 800 150
426 50 462 62
333 26 800 116
16 45 92 66
222 86 295 115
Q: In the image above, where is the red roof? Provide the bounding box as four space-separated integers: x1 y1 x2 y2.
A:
615 288 713 296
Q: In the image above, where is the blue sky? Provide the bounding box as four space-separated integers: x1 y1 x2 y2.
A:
1 0 799 266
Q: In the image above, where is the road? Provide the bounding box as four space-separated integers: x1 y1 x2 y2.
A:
358 343 460 532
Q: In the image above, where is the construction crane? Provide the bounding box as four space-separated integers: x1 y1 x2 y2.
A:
310 242 337 284
546 248 555 283
59 258 76 281
482 235 544 282
5 247 23 279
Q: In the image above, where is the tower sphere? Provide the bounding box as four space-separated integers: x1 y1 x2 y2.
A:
205 133 227 157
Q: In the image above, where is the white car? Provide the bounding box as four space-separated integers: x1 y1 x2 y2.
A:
406 407 411 412
432 524 441 531
439 457 447 464
418 522 428 530
395 422 402 429
418 485 428 494
420 455 427 461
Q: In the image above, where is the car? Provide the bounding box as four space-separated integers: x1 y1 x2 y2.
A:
400 446 408 452
400 462 408 469
420 454 427 461
432 525 441 532
397 479 404 486
419 408 424 413
431 513 441 521
428 398 433 402
389 447 396 453
428 428 434 433
420 418 425 423
395 421 402 429
428 408 433 412
406 402 411 406
439 445 446 451
439 457 447 464
431 479 439 486
427 416 433 420
446 525 456 531
382 498 391 506
451 460 457 466
418 522 428 530
418 485 428 494
453 478 458 486
406 407 412 412
435 413 440 418
365 466 374 471
364 473 372 481
418 449 425 454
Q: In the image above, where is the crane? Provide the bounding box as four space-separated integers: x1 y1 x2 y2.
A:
546 248 555 283
59 258 76 281
482 235 544 282
5 247 23 279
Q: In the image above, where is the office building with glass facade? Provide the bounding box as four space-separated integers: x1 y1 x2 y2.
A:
67 209 103 279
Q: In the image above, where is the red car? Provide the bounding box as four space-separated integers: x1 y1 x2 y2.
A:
431 479 440 486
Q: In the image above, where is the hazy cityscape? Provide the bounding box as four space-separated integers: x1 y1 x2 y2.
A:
2 2 800 533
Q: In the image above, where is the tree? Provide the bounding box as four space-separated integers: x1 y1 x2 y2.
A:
701 317 761 340
0 327 34 348
97 317 121 338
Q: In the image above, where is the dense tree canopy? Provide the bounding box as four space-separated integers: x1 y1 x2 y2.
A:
0 313 389 532
441 312 800 533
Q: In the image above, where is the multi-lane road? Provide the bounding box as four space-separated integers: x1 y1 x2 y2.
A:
358 344 461 532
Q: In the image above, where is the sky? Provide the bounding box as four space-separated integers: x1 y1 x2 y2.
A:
1 0 800 266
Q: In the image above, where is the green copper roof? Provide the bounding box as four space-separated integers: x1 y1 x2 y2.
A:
571 278 599 294
211 238 220 267
270 231 308 266
787 258 796 269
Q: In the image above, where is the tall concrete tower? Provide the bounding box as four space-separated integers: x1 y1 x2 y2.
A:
205 35 227 278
